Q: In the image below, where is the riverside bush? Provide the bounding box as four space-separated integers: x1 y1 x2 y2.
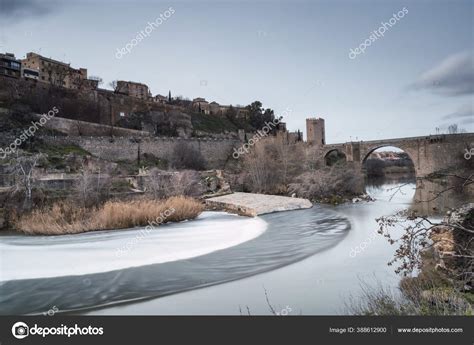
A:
15 196 203 235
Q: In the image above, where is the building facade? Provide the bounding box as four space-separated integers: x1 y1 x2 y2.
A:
22 67 40 80
116 81 151 100
0 53 21 78
153 94 168 104
21 52 92 89
192 97 210 114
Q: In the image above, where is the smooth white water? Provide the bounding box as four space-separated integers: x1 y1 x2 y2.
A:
0 212 267 281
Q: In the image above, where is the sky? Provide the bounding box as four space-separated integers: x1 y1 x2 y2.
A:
0 0 473 143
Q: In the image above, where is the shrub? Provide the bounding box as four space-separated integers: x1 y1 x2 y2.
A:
345 277 473 316
242 137 305 194
288 163 364 201
146 169 203 198
15 196 203 235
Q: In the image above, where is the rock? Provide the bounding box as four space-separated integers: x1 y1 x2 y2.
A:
206 192 313 216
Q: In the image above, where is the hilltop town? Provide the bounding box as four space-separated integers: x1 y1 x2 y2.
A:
0 51 303 141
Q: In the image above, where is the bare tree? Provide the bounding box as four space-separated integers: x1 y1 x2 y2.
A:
12 154 42 209
88 75 103 86
376 172 473 287
146 169 202 198
448 124 459 134
109 80 118 92
74 163 110 207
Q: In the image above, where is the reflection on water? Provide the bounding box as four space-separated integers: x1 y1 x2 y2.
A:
365 175 416 203
366 173 472 215
412 178 473 216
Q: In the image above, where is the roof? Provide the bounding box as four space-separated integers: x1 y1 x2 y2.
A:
25 52 71 68
117 80 149 87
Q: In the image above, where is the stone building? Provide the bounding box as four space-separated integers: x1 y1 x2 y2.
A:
306 117 325 147
116 81 151 100
209 101 221 115
218 104 249 118
153 94 168 104
0 53 21 79
192 97 210 114
21 52 96 90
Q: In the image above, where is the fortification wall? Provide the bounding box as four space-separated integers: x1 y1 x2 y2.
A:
37 115 151 137
41 136 240 169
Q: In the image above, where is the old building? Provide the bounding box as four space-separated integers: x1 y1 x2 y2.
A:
116 81 151 100
218 104 249 118
153 94 168 104
22 67 40 80
21 52 93 89
306 118 326 147
0 53 21 78
209 101 221 115
192 97 210 114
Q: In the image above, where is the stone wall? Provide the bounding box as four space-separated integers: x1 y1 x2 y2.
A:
41 136 240 169
37 115 151 137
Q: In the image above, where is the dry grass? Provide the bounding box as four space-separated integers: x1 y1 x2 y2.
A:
15 196 204 235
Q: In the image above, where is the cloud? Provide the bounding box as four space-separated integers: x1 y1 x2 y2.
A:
0 0 58 20
442 103 473 120
441 104 474 128
410 52 474 96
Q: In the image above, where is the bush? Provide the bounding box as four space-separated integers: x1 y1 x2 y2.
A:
146 169 204 198
15 196 203 235
345 277 473 316
289 163 364 202
242 137 305 194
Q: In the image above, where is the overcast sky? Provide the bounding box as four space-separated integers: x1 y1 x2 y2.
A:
0 0 472 142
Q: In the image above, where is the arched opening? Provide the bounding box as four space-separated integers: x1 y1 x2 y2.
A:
324 149 346 166
362 146 416 201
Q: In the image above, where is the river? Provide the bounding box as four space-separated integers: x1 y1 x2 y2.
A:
0 177 466 315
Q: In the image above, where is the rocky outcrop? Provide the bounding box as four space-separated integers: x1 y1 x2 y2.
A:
206 192 313 217
430 203 473 290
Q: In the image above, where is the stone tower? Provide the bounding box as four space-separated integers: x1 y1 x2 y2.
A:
306 118 326 147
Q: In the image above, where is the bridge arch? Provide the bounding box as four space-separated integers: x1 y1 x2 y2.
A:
361 144 418 177
324 148 347 166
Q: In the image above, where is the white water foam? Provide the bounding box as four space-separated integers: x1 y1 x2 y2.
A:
0 212 267 281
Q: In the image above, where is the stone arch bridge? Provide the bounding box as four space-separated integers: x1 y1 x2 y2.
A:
319 133 474 177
